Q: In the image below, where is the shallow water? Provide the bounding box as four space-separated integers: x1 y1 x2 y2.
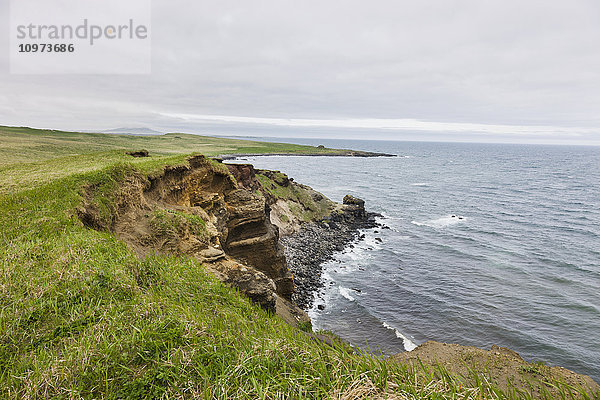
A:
229 139 600 381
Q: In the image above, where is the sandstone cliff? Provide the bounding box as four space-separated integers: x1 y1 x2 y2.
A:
77 155 306 325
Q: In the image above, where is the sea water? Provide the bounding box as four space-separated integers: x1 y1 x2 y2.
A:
229 139 600 381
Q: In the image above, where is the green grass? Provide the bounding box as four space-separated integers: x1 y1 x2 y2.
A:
0 126 345 196
0 127 598 399
150 209 208 241
256 172 331 222
0 125 345 166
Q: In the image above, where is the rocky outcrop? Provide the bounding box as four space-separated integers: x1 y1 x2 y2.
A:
77 155 300 319
252 169 337 236
222 186 294 298
228 164 382 310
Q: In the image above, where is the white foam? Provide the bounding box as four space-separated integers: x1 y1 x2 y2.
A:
382 322 418 351
339 287 355 302
411 215 467 228
411 182 430 187
362 235 382 248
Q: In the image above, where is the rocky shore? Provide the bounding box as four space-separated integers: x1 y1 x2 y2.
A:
281 195 381 309
219 149 396 160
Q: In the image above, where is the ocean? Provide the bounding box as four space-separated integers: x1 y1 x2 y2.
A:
228 138 600 382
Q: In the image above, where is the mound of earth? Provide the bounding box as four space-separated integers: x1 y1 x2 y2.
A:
394 341 599 399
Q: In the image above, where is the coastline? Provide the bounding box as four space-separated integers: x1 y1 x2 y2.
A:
2 125 599 397
272 188 600 396
281 196 381 309
219 149 396 160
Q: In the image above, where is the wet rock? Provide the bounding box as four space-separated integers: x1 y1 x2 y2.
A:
282 195 381 309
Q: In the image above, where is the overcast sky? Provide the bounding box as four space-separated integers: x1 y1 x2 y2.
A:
2 0 600 144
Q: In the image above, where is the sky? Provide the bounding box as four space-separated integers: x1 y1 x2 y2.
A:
1 0 600 144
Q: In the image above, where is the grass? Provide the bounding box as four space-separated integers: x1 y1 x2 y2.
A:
0 126 346 195
0 126 598 399
0 125 346 166
256 172 331 222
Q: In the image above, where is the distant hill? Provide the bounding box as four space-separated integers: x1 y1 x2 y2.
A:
102 127 163 135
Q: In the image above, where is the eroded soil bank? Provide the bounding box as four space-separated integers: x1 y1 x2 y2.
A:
77 155 307 325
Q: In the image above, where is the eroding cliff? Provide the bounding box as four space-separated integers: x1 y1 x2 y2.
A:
225 165 382 309
76 156 303 323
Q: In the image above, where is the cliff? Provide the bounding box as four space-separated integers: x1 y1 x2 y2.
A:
77 155 307 325
76 156 379 322
73 155 598 399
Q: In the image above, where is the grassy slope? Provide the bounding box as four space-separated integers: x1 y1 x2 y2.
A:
0 126 345 195
0 127 597 399
256 172 332 223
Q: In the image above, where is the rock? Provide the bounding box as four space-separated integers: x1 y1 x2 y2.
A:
215 260 277 313
343 194 365 207
317 304 325 310
281 195 380 309
198 247 226 262
311 192 324 201
126 150 149 157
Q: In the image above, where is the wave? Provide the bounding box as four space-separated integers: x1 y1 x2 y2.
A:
411 182 430 187
382 322 418 351
339 287 356 302
411 215 467 228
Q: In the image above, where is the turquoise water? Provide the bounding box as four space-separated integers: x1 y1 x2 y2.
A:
230 139 600 381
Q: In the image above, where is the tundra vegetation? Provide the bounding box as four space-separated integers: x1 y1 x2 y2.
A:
0 126 598 399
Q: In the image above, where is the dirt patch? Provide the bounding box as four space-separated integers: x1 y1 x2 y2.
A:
394 341 599 399
126 150 149 157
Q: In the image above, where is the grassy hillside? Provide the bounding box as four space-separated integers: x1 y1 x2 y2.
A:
0 127 598 399
0 126 345 196
0 126 348 166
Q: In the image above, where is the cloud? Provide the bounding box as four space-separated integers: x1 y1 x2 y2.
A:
1 0 600 144
160 112 597 137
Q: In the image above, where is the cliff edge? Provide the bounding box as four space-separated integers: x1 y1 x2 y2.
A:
75 155 599 398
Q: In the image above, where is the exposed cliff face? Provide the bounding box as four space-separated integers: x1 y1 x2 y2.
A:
227 165 383 309
77 156 301 321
